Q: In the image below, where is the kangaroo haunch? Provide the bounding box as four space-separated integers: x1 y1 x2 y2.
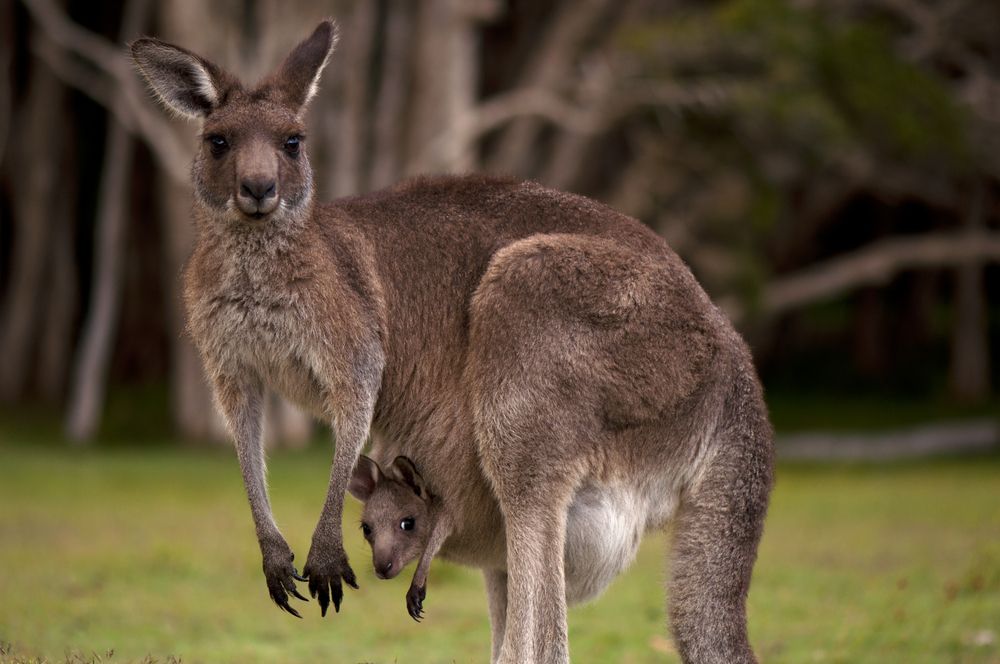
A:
131 19 774 664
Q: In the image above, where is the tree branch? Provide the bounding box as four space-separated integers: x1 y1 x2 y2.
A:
20 0 191 183
488 0 619 173
410 80 740 173
723 231 1000 323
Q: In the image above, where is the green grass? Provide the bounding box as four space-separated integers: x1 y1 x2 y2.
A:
0 439 998 663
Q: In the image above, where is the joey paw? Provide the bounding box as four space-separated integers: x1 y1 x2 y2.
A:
406 584 426 622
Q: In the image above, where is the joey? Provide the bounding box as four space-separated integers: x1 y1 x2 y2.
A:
349 455 451 621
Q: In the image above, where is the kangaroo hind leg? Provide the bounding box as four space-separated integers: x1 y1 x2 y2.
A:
668 383 773 664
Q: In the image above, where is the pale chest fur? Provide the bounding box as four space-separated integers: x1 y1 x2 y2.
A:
563 477 680 605
186 235 333 418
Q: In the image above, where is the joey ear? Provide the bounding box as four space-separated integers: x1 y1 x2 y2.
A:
131 38 232 118
272 19 338 111
388 456 427 500
348 455 382 502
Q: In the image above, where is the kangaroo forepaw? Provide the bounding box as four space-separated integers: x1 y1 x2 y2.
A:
406 583 426 622
262 542 309 618
303 541 358 617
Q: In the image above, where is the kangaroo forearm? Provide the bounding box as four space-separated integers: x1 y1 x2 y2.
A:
237 447 281 544
413 515 452 587
214 374 280 543
233 425 274 537
314 414 373 542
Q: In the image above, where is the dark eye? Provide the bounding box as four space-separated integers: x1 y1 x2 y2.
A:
361 523 372 538
284 135 301 155
400 517 415 532
206 134 228 157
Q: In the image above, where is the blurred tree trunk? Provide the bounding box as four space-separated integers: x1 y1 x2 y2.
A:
0 46 64 402
65 0 150 442
262 394 313 450
370 0 413 189
330 0 376 196
896 271 937 354
36 165 77 402
488 0 611 176
949 182 991 402
0 0 11 168
407 0 492 174
852 287 887 378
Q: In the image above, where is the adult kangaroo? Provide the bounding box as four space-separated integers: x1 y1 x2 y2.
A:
132 19 773 664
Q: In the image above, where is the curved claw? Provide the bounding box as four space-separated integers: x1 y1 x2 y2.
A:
343 566 359 590
311 576 331 617
266 572 307 615
332 583 343 613
406 584 426 622
269 585 303 619
280 601 303 619
292 567 307 583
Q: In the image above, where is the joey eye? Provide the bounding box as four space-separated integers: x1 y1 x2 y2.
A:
361 523 372 537
400 517 415 532
206 134 229 157
284 135 301 156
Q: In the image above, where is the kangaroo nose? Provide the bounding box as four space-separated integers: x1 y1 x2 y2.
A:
376 561 393 578
240 177 276 201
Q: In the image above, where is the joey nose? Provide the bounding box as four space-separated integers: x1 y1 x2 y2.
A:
240 177 276 202
376 561 394 579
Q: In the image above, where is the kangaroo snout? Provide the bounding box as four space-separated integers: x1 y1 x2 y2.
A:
241 177 276 202
237 176 279 217
375 559 396 579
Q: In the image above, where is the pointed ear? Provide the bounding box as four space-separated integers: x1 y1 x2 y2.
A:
272 19 338 111
131 38 232 118
348 455 382 502
388 456 427 500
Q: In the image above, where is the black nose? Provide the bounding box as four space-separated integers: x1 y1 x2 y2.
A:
240 178 276 201
377 561 393 578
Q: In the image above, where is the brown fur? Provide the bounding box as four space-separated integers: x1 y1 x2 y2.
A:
132 20 773 664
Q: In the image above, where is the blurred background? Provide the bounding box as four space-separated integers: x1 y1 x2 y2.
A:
1 0 999 445
0 0 998 663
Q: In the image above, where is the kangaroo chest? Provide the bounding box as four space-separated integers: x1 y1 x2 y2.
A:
191 259 332 418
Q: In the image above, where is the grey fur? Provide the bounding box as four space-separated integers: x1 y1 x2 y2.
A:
132 19 774 664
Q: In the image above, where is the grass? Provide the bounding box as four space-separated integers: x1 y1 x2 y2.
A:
0 436 998 663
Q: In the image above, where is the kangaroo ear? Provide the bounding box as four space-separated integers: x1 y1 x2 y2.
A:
348 455 382 502
131 38 232 118
272 19 338 111
388 456 427 499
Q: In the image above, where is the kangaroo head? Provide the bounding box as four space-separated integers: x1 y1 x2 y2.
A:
348 455 431 580
131 21 337 225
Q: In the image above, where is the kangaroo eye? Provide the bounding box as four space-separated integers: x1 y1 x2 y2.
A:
400 517 415 532
206 134 229 156
284 135 301 155
361 523 372 537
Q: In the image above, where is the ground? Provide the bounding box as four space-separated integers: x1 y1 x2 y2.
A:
0 428 998 663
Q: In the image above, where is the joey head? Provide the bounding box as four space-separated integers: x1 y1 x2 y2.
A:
349 455 451 621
